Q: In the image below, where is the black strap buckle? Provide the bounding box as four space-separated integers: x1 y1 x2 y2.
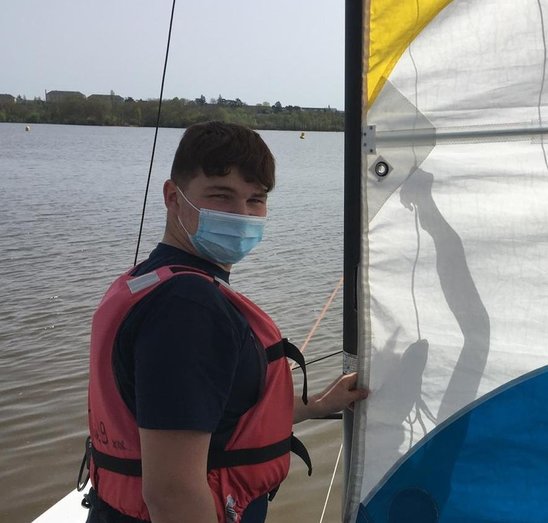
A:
76 436 91 492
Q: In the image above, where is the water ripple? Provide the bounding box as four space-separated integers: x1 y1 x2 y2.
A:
0 123 344 522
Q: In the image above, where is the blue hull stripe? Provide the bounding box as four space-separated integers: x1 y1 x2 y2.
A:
359 366 548 523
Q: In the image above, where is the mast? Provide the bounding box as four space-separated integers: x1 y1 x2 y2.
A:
343 0 363 515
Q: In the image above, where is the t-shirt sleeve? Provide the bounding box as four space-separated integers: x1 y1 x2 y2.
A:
133 279 241 432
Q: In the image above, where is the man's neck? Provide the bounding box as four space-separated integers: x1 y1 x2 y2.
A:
161 231 232 273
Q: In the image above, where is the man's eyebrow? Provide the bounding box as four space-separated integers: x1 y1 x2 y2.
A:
251 190 268 198
205 185 268 198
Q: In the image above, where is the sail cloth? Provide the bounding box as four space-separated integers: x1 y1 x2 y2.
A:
344 0 548 522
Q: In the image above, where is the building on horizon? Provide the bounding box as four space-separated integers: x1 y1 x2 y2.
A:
87 93 124 104
45 90 85 103
0 94 16 104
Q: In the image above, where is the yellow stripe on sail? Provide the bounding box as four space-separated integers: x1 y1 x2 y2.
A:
366 0 453 106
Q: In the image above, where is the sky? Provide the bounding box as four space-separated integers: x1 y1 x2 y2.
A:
2 0 345 109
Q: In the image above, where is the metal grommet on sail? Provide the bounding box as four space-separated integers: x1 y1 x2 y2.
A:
370 155 392 179
375 161 390 177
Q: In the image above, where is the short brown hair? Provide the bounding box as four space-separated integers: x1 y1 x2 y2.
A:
170 121 275 191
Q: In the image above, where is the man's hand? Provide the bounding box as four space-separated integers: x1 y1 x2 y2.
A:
293 373 368 423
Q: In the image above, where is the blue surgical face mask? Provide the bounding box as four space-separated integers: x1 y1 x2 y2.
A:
176 186 266 265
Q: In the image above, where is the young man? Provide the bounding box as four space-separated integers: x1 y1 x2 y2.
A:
83 121 367 523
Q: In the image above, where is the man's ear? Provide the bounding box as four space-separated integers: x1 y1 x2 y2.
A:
163 179 179 211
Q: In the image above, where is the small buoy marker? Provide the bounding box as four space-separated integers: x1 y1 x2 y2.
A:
25 125 31 132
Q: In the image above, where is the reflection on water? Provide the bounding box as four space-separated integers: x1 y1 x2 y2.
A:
0 123 346 522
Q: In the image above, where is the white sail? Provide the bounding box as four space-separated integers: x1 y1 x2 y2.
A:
344 0 548 521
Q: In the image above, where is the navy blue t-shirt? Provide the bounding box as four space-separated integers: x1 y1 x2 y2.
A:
108 243 268 522
114 243 266 450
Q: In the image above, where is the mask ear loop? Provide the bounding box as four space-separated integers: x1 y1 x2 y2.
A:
177 215 193 237
175 186 200 238
176 186 200 212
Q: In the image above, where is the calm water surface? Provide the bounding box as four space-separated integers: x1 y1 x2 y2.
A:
0 123 345 522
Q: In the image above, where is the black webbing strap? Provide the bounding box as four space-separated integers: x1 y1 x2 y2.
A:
269 338 308 405
291 434 312 476
221 436 312 504
208 434 312 477
89 340 310 480
91 444 142 477
208 436 291 471
265 340 285 362
91 435 312 482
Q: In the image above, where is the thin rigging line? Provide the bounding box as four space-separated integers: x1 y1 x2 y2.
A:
408 0 421 170
408 0 422 342
536 0 548 171
301 275 344 354
127 7 346 513
296 350 343 369
125 3 347 519
133 0 177 266
411 204 422 340
287 276 344 520
319 443 343 523
291 275 344 370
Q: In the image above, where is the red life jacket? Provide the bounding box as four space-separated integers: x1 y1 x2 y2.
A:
86 265 311 522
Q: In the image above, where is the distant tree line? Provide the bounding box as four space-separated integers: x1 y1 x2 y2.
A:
0 94 343 131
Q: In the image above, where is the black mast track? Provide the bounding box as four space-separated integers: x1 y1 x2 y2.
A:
343 0 363 517
344 0 363 360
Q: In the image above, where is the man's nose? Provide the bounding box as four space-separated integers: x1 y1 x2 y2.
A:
233 199 250 215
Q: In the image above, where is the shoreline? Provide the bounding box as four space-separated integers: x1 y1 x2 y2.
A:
0 98 344 132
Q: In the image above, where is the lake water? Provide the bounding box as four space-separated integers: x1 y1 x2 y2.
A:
0 123 347 522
